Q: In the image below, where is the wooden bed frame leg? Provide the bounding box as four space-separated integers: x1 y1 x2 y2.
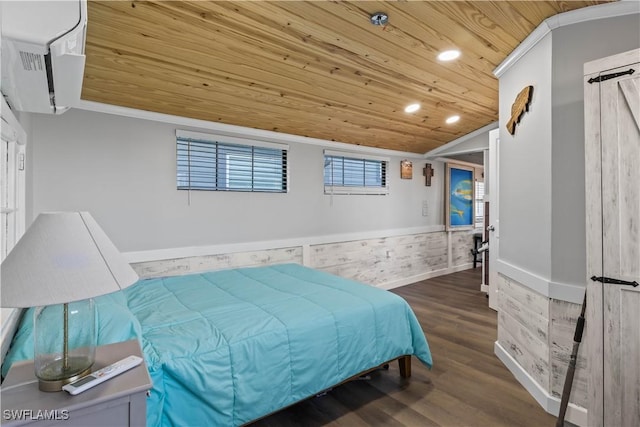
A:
398 355 412 378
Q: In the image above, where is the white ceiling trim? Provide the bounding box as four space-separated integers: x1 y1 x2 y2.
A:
423 121 497 159
75 100 420 158
494 0 640 78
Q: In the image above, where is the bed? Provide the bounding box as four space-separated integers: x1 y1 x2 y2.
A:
2 263 432 426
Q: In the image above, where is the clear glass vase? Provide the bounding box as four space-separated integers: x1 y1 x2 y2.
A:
34 298 96 391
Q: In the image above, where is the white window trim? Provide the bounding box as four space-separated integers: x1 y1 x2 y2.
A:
323 149 390 164
323 149 390 195
1 98 27 364
324 185 389 196
1 100 26 257
176 129 289 151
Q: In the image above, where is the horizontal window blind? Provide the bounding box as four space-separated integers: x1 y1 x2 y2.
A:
475 180 485 226
324 151 388 195
177 133 287 193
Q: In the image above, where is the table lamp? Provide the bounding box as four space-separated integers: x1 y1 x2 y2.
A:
0 212 139 391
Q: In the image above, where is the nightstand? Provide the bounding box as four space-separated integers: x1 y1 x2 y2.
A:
1 340 151 426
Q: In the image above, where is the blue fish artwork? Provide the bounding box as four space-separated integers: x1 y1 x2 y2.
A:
449 167 473 226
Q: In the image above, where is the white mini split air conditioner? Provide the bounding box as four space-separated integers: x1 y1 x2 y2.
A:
1 0 87 114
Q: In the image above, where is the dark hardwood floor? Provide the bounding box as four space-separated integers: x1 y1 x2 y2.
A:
252 268 556 427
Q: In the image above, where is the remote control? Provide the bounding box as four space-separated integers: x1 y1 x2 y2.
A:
62 355 143 395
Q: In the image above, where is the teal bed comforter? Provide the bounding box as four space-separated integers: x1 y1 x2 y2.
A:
3 263 432 426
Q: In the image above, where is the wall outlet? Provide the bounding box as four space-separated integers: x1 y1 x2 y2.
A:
422 200 429 217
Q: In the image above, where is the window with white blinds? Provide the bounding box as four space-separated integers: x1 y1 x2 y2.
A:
176 130 288 193
475 179 485 228
323 150 389 195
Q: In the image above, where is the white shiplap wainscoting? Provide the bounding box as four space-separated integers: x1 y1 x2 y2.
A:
549 299 587 409
495 273 587 426
497 273 551 391
131 247 303 279
126 227 476 289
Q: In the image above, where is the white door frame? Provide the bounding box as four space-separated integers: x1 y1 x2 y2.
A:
487 128 499 310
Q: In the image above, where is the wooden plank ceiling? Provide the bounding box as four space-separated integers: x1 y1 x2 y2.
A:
82 0 610 153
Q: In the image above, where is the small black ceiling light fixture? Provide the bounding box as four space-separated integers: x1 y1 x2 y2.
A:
370 12 388 26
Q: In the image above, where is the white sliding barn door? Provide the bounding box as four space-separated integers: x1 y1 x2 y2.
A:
600 66 640 427
585 50 640 427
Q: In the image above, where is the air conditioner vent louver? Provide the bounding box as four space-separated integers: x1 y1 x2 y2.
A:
19 51 44 72
2 0 87 114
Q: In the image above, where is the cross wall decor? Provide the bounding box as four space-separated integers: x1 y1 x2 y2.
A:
423 163 434 186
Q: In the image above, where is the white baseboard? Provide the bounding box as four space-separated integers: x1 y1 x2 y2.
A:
379 263 474 290
494 341 587 427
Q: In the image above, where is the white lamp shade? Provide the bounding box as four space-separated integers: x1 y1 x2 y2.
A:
1 212 139 308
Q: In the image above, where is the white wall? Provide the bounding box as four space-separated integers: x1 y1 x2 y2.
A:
29 109 444 252
498 33 553 279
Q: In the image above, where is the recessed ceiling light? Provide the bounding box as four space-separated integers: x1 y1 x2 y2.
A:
446 115 460 124
404 103 420 113
438 50 461 61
